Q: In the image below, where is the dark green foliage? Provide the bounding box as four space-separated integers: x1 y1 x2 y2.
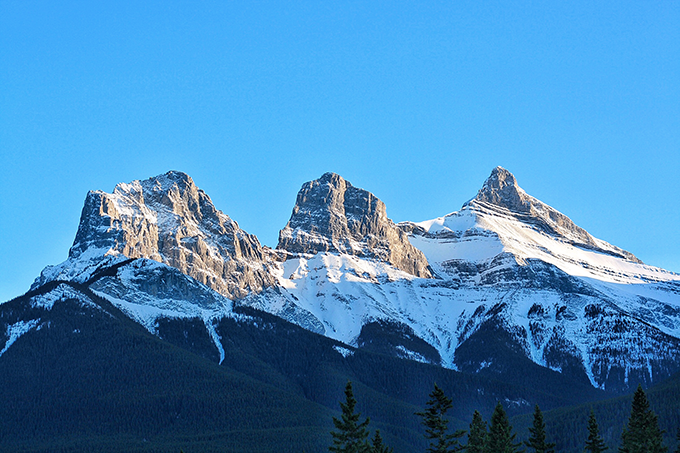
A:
0 283 335 453
329 381 371 453
675 428 680 453
466 410 487 453
416 384 465 453
619 385 667 453
485 402 522 453
371 430 394 453
584 410 608 453
512 369 680 453
357 320 442 365
525 405 555 453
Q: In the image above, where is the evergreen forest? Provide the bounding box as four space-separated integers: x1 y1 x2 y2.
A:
327 382 675 453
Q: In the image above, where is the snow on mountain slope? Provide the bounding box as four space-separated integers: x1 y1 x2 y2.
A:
0 319 41 357
268 250 680 390
89 259 233 330
407 202 677 285
88 258 238 364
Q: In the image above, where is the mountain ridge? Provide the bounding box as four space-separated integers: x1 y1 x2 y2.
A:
12 167 680 395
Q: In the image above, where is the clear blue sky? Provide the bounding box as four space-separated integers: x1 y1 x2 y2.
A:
1 1 679 301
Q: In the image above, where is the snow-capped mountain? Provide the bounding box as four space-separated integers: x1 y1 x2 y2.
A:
270 168 680 391
12 167 680 393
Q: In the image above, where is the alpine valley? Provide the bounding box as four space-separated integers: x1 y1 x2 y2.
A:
3 167 680 452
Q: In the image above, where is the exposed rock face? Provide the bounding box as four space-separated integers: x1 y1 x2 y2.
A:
64 171 274 299
465 167 641 262
277 172 431 278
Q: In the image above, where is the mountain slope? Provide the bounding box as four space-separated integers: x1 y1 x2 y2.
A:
0 278 334 452
1 257 609 452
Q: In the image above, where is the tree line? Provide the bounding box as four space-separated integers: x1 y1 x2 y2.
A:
329 382 676 453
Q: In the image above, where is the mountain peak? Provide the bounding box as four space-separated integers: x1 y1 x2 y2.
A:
318 171 346 185
483 166 518 191
278 173 431 278
50 171 275 299
150 170 195 189
460 166 642 263
471 166 530 213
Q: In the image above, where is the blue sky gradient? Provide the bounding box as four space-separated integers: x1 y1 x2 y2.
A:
1 1 679 301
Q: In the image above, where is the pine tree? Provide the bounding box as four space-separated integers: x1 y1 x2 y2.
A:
330 381 371 453
675 428 680 453
466 410 487 453
584 410 608 453
619 384 667 453
415 384 465 453
484 402 522 453
371 430 393 453
525 405 555 453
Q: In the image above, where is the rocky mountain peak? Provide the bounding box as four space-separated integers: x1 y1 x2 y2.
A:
56 172 276 299
463 167 641 263
317 171 344 185
470 166 531 213
278 173 431 278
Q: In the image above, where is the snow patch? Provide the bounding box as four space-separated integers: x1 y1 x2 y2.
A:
30 284 97 310
333 345 354 357
205 318 226 365
395 345 429 364
0 319 40 357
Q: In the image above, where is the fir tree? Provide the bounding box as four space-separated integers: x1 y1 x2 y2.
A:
525 405 555 453
484 402 522 453
371 430 393 453
330 381 371 453
466 410 487 453
415 384 465 453
584 410 608 453
619 384 667 453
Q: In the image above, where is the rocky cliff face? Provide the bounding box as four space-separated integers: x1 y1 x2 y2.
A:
40 171 274 299
277 172 431 278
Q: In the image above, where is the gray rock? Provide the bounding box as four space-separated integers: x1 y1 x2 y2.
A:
277 172 432 278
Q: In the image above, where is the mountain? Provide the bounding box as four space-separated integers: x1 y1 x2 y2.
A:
19 168 680 394
20 168 680 393
2 167 680 451
33 171 275 299
0 256 604 452
270 168 680 393
277 171 431 278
